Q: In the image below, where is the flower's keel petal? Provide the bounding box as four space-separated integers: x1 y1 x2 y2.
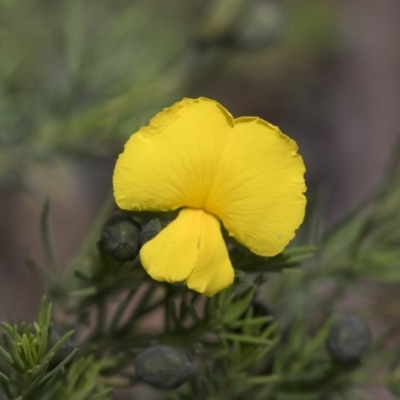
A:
140 209 234 296
205 117 306 257
140 210 198 283
113 98 233 212
185 211 234 296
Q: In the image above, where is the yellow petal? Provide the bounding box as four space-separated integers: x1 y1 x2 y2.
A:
113 98 233 212
204 117 306 257
140 208 234 296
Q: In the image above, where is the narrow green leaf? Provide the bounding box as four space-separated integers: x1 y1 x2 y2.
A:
42 330 75 365
0 380 14 400
37 325 49 361
260 322 279 340
3 334 25 370
239 339 278 371
70 287 98 297
222 286 255 325
274 391 320 400
29 361 50 391
41 348 79 384
187 303 201 325
110 289 136 333
74 268 94 281
301 318 334 364
33 322 41 334
66 193 114 281
168 299 179 328
0 346 14 366
0 323 13 336
126 283 157 323
3 333 25 370
38 297 49 326
40 199 58 272
63 0 83 76
219 332 273 345
21 333 35 367
247 374 280 385
26 256 55 284
206 296 217 320
27 364 41 378
283 246 316 261
215 310 223 325
44 304 52 330
217 286 235 312
178 289 188 320
0 370 10 383
229 315 273 329
231 340 241 364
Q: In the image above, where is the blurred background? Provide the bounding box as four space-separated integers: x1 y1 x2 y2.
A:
0 0 399 366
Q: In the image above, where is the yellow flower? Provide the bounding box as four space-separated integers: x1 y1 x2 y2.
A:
113 98 306 296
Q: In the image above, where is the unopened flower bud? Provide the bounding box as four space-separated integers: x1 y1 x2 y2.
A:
134 345 192 389
101 214 140 261
326 315 371 364
139 218 166 247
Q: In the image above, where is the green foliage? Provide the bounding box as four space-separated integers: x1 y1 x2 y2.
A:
321 137 400 282
4 184 400 400
0 0 188 187
5 171 400 398
0 0 335 190
0 298 78 399
53 356 112 400
1 1 399 399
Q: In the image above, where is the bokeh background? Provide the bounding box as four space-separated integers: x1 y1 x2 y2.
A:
0 1 399 396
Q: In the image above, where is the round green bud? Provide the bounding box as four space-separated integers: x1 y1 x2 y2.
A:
139 218 166 247
101 214 140 261
326 315 371 364
134 345 192 389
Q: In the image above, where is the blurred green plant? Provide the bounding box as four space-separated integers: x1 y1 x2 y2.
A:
0 0 189 188
0 297 78 399
4 149 400 399
0 0 335 190
4 1 399 399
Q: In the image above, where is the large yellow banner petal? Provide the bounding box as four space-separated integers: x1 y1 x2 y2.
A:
113 98 233 212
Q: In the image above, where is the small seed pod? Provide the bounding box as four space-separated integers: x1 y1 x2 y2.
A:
134 345 192 389
326 315 371 364
101 214 140 261
139 218 166 247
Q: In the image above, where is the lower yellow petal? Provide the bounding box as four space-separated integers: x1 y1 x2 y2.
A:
140 208 234 296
